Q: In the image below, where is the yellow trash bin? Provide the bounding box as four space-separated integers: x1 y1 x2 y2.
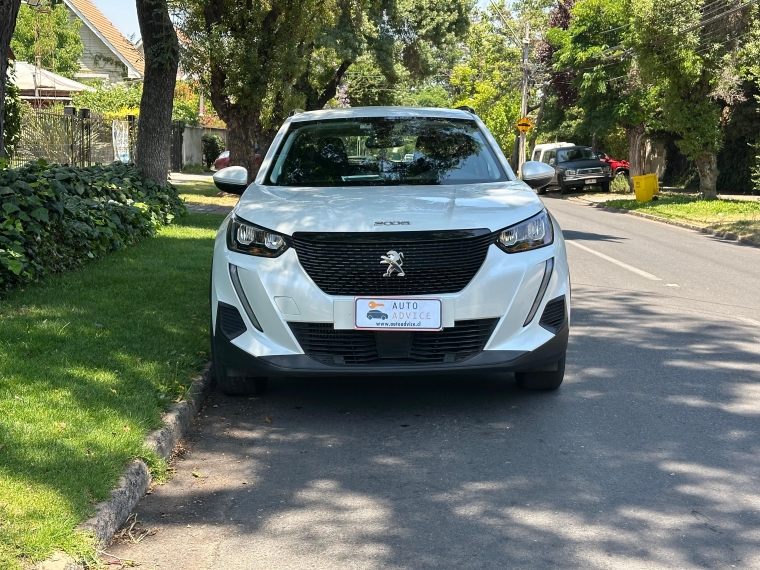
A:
632 174 659 202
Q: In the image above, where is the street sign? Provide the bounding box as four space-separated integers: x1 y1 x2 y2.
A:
516 116 533 133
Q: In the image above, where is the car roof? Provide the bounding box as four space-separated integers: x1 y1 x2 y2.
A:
288 106 475 122
534 142 574 149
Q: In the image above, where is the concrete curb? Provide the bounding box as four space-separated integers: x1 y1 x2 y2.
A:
36 363 214 569
80 362 214 545
567 197 760 249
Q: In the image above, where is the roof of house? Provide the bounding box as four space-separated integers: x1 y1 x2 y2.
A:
14 61 96 93
64 0 145 78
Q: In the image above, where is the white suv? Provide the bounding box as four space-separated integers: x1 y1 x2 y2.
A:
210 107 570 395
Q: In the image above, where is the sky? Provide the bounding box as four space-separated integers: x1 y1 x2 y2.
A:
90 0 141 43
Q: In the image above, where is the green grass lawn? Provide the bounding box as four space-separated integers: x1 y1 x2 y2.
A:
173 179 239 208
604 195 760 245
0 212 225 569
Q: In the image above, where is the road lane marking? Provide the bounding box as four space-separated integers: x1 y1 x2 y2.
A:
566 241 662 281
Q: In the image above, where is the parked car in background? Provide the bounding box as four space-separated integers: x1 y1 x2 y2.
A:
596 152 629 177
214 150 230 170
214 150 261 171
536 145 614 195
532 142 575 163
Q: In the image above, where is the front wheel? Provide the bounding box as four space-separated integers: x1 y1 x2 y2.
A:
212 336 268 396
600 181 610 192
559 181 570 195
515 354 565 391
536 185 547 195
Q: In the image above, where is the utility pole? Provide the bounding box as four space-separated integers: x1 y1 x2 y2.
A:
518 21 530 173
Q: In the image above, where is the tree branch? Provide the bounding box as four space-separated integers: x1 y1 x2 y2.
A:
315 60 353 110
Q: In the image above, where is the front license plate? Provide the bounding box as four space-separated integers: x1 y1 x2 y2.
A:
586 178 597 184
355 297 442 331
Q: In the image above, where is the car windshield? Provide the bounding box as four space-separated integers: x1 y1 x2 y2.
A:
557 148 595 163
264 117 507 187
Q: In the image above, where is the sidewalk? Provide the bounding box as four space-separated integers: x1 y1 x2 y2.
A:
169 172 215 184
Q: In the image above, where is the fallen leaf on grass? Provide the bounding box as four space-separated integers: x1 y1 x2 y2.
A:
192 471 202 478
110 388 117 394
122 425 130 431
264 417 272 423
55 422 67 429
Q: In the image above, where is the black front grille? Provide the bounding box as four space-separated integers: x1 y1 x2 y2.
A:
292 230 494 296
539 296 565 333
218 302 247 340
289 319 499 366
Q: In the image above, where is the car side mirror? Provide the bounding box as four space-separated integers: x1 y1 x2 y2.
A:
521 161 556 190
213 166 248 195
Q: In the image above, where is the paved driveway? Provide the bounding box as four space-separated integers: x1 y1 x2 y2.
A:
108 199 760 569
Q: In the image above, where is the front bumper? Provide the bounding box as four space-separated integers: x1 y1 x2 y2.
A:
214 313 569 377
211 215 571 377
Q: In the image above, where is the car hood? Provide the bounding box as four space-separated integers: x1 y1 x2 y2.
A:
558 159 608 169
234 181 544 235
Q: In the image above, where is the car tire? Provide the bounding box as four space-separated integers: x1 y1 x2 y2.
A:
559 180 570 195
537 185 547 195
600 181 610 192
212 346 269 396
209 286 269 397
515 353 566 391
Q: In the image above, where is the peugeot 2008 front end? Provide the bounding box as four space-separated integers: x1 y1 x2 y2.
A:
210 107 569 395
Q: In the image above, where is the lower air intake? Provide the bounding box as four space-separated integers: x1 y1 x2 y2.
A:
289 319 499 366
539 296 566 334
218 302 247 340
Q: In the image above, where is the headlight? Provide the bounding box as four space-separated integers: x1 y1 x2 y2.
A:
496 210 554 253
227 216 290 257
564 169 577 176
603 166 612 175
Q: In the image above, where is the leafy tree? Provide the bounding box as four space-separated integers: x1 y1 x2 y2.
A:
553 0 659 185
450 7 522 157
2 67 27 158
135 0 179 186
1 0 22 159
633 0 758 198
178 0 471 180
72 81 143 117
10 3 83 78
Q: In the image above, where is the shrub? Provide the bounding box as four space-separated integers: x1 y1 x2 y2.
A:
201 134 225 169
0 160 186 294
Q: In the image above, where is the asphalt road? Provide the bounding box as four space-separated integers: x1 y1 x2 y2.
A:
109 198 760 570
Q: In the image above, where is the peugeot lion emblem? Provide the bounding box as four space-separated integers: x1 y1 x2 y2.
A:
381 250 405 277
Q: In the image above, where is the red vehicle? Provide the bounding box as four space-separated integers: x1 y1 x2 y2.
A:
596 152 629 177
214 150 261 171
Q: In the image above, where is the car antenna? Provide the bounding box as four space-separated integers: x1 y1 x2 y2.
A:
455 105 477 115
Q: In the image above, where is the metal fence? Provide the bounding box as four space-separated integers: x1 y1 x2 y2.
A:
9 109 120 169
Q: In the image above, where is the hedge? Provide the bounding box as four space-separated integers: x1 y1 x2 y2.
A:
0 160 186 293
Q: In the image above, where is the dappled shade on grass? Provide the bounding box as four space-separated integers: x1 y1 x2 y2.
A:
0 213 225 568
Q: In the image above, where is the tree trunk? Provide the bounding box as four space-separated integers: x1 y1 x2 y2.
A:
226 108 260 184
510 131 520 171
135 0 179 186
626 124 645 192
695 152 719 200
0 0 22 159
